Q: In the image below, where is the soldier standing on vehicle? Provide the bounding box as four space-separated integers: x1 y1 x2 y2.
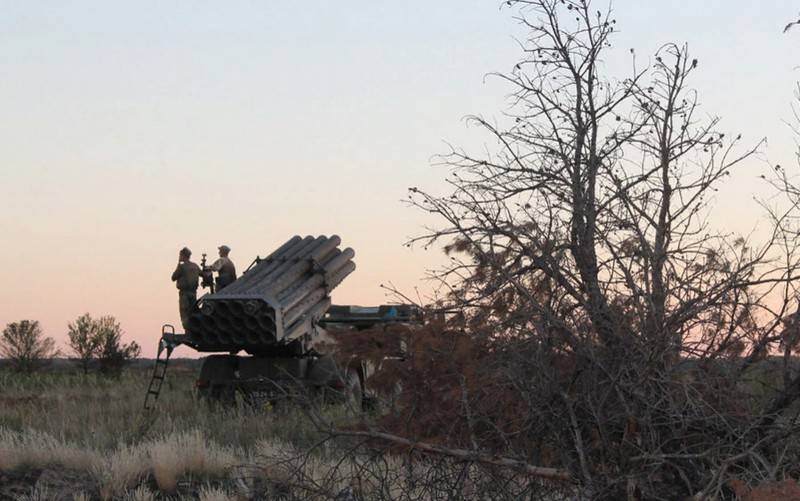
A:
210 245 237 290
171 247 201 330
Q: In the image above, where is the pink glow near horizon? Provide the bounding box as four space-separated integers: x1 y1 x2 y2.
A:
2 1 799 357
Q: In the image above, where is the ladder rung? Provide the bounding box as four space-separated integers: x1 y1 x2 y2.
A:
144 337 175 410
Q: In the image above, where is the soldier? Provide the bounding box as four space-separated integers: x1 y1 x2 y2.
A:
171 247 201 330
210 245 237 290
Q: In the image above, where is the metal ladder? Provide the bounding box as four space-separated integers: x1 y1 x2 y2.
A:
143 324 177 411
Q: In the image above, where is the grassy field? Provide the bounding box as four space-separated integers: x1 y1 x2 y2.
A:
3 357 795 500
0 361 363 500
0 360 567 501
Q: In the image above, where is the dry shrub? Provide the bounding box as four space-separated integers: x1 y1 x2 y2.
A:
14 484 54 501
251 437 552 500
250 440 295 484
97 429 238 496
329 316 800 498
198 484 236 501
95 444 149 499
331 322 548 454
122 485 155 501
253 439 363 496
373 324 513 445
0 428 98 472
148 430 236 493
0 426 246 497
149 442 181 493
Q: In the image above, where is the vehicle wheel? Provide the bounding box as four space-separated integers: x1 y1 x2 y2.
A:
212 385 237 407
198 384 236 409
197 355 236 409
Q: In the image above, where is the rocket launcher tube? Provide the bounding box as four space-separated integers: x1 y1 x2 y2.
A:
325 261 356 293
278 248 356 312
283 288 328 327
226 235 341 298
222 235 311 294
185 235 355 352
258 236 340 298
284 297 332 340
323 247 355 273
227 236 314 294
251 236 326 296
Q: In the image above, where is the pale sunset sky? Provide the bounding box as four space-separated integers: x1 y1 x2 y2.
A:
1 1 799 356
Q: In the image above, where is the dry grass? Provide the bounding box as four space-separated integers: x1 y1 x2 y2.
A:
0 428 97 472
14 484 55 501
120 485 154 501
197 485 236 501
148 430 236 493
0 365 326 450
0 364 552 499
0 363 346 499
95 443 150 498
0 427 239 498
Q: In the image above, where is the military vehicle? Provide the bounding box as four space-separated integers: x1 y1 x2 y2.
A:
144 235 422 410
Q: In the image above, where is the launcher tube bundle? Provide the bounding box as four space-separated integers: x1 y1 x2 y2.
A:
186 235 356 352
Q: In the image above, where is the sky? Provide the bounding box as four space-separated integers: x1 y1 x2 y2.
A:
1 1 799 357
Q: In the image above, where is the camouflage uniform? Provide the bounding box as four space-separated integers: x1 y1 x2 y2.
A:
171 260 201 330
211 256 237 290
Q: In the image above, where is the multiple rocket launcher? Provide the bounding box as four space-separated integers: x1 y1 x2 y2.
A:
186 235 356 352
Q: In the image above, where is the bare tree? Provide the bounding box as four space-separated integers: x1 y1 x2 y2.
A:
293 1 800 499
1 320 59 373
223 2 800 499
